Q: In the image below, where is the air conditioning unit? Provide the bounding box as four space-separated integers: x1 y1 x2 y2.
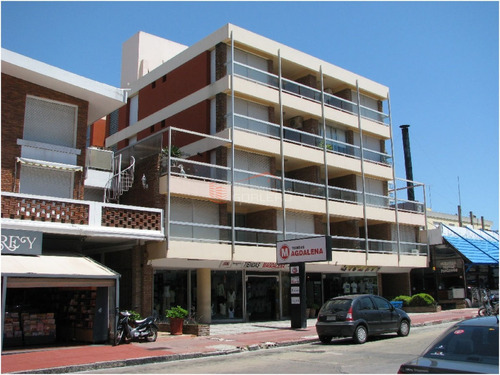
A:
289 116 303 129
411 249 420 255
86 148 113 171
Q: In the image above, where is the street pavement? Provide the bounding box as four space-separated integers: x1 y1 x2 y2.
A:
1 308 479 374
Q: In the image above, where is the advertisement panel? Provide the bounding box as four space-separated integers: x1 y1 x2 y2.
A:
276 236 332 264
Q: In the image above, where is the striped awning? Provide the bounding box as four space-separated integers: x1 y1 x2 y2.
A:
16 157 83 172
442 225 498 265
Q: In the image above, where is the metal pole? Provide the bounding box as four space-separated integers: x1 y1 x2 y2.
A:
167 127 172 251
320 67 330 236
230 31 236 257
278 50 286 240
356 80 369 262
387 92 401 262
1 276 7 350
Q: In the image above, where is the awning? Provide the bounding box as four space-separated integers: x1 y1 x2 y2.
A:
442 225 498 265
16 157 83 172
1 254 120 288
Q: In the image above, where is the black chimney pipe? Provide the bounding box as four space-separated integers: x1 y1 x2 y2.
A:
400 124 415 201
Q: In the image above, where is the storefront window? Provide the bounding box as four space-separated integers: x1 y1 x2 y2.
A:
246 273 279 321
154 270 189 321
211 270 243 321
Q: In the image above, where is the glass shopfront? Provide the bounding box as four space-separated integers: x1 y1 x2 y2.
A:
154 270 193 320
323 273 378 299
211 270 243 320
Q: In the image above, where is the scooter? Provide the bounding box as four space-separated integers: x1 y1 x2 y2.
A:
114 310 159 346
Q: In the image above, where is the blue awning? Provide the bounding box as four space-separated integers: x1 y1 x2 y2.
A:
442 225 498 265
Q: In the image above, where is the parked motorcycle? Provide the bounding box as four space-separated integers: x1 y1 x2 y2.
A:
478 290 499 317
114 310 159 346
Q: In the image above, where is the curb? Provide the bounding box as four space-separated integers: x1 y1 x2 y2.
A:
15 337 320 374
10 315 475 374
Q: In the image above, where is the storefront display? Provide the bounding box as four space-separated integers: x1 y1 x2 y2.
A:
2 254 119 349
212 271 243 321
2 287 109 348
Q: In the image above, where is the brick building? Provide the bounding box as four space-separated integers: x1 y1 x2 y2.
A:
1 49 164 347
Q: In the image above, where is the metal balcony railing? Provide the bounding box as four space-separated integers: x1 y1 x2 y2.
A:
232 113 393 166
232 61 389 125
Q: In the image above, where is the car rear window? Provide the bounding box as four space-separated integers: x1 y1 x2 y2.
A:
320 299 352 314
423 325 499 365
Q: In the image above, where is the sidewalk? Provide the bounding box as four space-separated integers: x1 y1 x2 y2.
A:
1 308 478 374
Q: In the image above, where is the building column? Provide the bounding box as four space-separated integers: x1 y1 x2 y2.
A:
197 268 211 324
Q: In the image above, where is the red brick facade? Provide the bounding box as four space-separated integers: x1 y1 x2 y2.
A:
1 73 89 199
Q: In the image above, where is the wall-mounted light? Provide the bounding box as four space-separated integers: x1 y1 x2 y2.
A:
141 174 148 189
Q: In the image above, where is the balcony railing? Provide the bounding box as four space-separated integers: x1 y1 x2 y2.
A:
1 192 164 239
232 61 389 125
168 221 426 255
161 156 424 214
232 113 392 166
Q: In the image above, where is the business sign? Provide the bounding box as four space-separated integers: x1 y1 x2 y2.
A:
276 236 332 264
1 229 42 255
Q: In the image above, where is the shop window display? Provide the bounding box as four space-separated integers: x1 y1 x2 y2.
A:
211 271 243 320
154 271 190 320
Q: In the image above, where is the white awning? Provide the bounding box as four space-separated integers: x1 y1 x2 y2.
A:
1 254 119 283
16 157 83 172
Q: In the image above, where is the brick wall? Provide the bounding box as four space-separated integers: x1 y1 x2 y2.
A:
1 73 88 199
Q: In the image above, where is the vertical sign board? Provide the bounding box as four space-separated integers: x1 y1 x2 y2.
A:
276 236 332 328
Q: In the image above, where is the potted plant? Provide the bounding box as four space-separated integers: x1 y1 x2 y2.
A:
165 305 188 335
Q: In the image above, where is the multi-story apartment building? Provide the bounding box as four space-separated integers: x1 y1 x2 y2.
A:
100 24 428 323
1 49 164 347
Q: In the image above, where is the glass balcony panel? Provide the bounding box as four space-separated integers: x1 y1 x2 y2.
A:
233 62 279 88
233 114 280 138
234 169 280 191
331 236 365 252
328 186 362 204
284 179 325 199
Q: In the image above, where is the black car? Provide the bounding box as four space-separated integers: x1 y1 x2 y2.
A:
315 294 411 344
398 316 499 374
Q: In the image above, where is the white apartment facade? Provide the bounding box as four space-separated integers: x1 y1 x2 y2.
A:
104 24 428 323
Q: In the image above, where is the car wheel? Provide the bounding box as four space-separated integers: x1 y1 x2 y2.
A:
319 335 332 344
353 325 367 344
397 319 410 337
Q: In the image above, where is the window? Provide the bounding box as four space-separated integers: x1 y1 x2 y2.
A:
372 296 391 310
358 297 375 311
20 165 73 198
129 95 138 126
24 96 77 148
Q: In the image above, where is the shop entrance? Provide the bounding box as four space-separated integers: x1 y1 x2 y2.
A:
245 275 279 321
3 286 109 349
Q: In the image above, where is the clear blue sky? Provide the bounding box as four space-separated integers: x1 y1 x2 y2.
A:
2 1 498 229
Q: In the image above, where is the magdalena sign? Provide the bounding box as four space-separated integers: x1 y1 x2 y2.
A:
276 236 332 264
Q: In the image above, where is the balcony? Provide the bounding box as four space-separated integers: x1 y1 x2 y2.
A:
166 221 427 261
160 156 423 215
1 192 164 241
233 113 392 166
231 61 389 126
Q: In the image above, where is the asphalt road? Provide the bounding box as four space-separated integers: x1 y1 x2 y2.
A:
84 322 455 374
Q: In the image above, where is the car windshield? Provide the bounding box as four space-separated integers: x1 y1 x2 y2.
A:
320 299 351 314
423 324 498 365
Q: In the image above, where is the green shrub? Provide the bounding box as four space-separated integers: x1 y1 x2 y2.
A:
409 293 435 307
392 295 412 307
165 305 188 319
128 310 142 322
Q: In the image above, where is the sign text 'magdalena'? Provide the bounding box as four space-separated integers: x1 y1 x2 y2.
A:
276 236 332 264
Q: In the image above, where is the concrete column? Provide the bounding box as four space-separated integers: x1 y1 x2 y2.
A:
196 268 212 324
